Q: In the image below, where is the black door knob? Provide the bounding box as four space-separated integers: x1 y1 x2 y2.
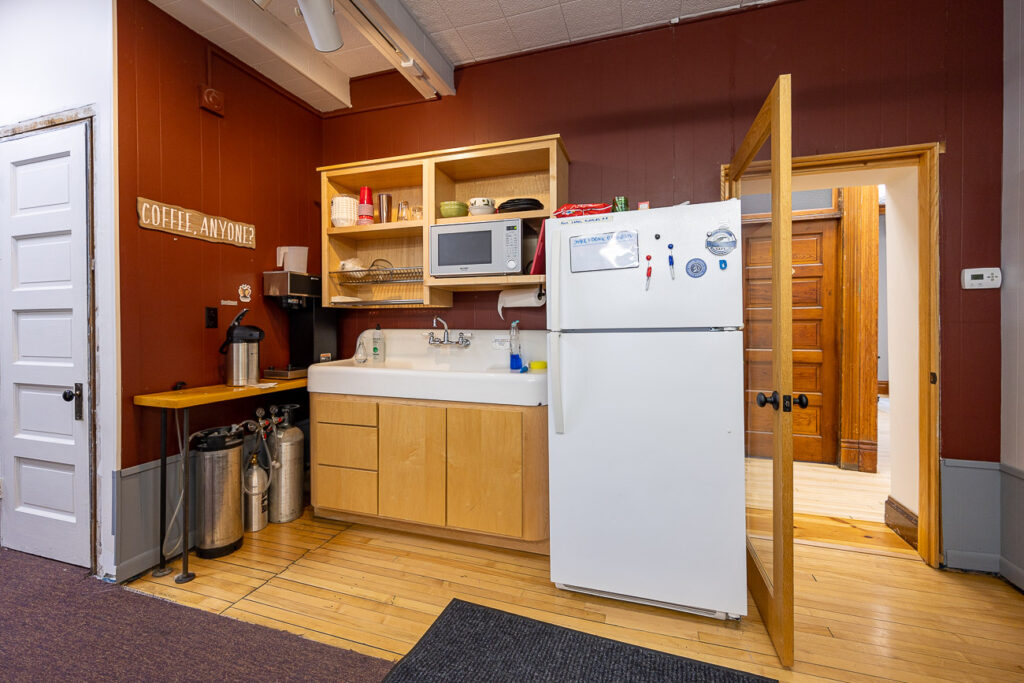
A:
755 391 780 410
62 389 75 402
795 394 809 409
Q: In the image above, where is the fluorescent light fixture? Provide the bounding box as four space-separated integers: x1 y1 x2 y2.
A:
297 0 343 52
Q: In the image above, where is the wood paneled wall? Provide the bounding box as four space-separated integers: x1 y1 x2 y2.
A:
117 0 322 468
325 0 1003 463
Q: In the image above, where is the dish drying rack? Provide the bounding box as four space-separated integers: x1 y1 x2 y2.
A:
329 259 423 285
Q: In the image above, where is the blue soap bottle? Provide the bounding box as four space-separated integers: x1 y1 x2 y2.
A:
509 320 523 371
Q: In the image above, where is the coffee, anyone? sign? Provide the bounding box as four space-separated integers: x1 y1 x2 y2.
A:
137 197 255 249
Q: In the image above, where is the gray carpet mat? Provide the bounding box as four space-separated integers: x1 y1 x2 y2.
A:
0 548 392 682
385 598 777 682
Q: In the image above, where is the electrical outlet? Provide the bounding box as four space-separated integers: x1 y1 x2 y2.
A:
205 306 218 328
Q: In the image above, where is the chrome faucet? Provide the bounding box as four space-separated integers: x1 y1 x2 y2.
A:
428 315 471 347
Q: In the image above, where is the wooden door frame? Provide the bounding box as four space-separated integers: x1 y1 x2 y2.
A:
724 74 795 668
721 142 943 568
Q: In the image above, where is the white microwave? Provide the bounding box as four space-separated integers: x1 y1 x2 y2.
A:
429 219 522 277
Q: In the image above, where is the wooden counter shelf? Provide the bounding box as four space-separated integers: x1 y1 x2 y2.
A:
425 274 545 291
133 378 307 409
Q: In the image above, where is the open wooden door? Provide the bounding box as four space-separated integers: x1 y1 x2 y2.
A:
723 74 795 667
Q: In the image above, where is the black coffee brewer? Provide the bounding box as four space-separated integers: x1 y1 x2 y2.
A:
262 272 337 379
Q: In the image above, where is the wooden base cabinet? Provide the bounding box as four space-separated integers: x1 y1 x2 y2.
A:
311 393 549 553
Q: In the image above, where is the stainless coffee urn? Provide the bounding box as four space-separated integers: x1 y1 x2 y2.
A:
243 452 269 532
220 309 265 386
268 404 305 524
194 427 244 558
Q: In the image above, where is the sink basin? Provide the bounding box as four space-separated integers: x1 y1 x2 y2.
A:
308 328 547 406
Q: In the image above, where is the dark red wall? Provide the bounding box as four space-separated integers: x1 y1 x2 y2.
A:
118 0 322 468
324 0 1003 463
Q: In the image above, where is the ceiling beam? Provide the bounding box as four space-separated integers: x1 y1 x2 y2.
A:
335 0 455 99
199 0 352 107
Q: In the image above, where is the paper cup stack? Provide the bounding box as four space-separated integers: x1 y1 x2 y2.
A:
331 195 358 227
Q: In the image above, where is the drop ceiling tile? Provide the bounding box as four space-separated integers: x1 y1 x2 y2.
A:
264 0 305 26
621 0 682 28
499 0 560 15
431 28 476 65
457 17 519 60
506 6 569 50
560 0 623 40
680 0 741 17
220 36 278 66
202 23 246 45
253 57 306 85
441 0 504 28
404 0 454 33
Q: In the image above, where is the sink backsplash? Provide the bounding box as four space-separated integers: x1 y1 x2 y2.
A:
351 328 547 368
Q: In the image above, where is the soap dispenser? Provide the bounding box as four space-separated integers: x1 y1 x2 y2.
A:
371 324 386 363
509 320 523 371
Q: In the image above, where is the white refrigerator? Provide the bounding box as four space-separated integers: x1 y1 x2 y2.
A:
546 199 747 619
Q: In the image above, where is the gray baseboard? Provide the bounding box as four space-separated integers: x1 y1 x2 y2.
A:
941 459 1001 572
1001 463 1024 590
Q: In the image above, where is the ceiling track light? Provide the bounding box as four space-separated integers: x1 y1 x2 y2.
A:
296 0 344 53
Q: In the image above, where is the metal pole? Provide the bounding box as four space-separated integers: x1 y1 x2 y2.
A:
175 407 195 583
152 408 172 577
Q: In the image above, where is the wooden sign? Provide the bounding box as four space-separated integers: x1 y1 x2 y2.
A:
137 197 255 249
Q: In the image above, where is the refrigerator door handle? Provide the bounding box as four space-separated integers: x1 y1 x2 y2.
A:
550 331 565 434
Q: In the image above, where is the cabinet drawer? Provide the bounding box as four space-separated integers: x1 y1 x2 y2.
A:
316 424 378 470
315 396 377 426
317 465 377 515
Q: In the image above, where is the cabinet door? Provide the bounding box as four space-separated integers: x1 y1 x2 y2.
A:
447 407 523 538
316 424 378 470
379 403 446 526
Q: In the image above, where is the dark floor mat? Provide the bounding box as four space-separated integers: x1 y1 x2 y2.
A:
384 598 776 682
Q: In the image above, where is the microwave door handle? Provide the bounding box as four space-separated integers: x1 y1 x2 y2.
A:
550 332 565 434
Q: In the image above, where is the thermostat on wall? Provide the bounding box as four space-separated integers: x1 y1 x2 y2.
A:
960 267 1001 289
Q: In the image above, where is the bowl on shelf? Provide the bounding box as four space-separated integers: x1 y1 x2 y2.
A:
439 201 469 218
331 216 356 227
469 206 496 216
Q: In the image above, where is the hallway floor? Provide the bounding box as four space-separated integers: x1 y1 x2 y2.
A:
746 400 892 522
127 509 1023 681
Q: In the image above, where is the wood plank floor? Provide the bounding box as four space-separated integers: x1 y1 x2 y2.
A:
128 509 1024 681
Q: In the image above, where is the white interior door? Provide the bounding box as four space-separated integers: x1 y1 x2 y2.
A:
0 121 92 567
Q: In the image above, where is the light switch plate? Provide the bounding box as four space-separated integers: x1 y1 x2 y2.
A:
961 267 1001 289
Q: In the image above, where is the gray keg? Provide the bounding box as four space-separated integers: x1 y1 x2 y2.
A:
244 452 269 532
268 404 305 524
194 427 244 558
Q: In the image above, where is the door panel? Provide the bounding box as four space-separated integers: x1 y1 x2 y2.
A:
446 407 522 538
744 218 839 464
379 403 446 526
0 122 91 567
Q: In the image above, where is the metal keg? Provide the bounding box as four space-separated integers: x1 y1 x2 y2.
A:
194 426 244 558
268 404 305 524
244 452 269 532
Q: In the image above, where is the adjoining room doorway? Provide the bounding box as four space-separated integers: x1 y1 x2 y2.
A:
724 144 943 567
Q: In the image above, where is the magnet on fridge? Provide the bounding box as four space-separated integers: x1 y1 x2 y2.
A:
719 259 727 270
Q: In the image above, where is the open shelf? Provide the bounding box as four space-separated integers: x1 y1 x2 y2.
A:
327 220 424 239
426 274 546 291
331 265 423 285
432 209 549 225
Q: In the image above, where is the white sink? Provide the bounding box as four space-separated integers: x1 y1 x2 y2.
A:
308 328 548 406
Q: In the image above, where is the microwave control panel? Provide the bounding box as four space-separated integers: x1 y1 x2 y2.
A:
504 222 521 270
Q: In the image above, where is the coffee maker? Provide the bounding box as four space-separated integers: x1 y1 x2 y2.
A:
262 271 337 378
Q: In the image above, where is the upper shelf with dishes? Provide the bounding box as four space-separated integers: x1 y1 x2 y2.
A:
317 134 568 308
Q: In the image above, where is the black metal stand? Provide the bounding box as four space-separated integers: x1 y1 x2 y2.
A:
151 409 173 578
174 407 195 584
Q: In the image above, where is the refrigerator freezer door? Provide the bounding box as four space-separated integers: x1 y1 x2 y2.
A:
547 201 742 331
547 329 747 616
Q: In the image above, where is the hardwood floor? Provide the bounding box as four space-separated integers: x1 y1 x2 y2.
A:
128 509 1024 681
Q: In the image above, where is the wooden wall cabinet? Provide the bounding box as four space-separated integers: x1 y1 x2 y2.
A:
311 392 549 553
318 135 568 309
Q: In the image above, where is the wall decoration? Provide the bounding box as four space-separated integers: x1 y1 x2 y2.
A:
238 284 252 303
136 197 255 249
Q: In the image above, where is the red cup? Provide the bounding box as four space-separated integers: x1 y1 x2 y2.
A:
359 186 372 204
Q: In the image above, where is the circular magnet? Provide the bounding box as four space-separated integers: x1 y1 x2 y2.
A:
685 258 707 278
706 227 737 256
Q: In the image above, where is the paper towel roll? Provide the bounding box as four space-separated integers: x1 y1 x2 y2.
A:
498 288 546 320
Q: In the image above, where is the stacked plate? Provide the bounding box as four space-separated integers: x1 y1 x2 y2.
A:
497 198 543 213
331 195 358 227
